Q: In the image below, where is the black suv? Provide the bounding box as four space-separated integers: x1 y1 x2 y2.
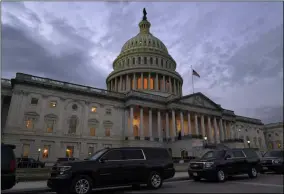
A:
188 148 261 182
1 143 17 190
260 150 284 174
47 147 175 194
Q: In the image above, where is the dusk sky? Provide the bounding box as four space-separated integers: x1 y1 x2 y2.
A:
2 2 283 124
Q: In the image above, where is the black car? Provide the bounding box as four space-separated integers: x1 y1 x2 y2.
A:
47 147 175 194
188 148 261 182
53 157 80 166
1 143 17 190
260 150 284 174
17 157 45 168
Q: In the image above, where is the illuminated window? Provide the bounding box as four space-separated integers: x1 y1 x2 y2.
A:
133 125 139 137
30 98 38 105
268 142 273 149
143 78 148 89
49 101 57 108
88 147 94 156
25 119 34 129
105 128 111 136
66 146 74 158
137 77 142 89
42 146 49 159
46 119 55 133
90 128 96 136
278 142 282 148
22 144 30 157
150 78 154 89
91 106 97 113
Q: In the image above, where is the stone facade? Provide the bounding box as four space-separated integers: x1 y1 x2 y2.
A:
263 122 283 150
0 10 268 162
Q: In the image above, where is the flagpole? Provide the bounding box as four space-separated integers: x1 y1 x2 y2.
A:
191 65 194 94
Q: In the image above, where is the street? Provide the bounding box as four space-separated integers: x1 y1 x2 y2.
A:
2 173 283 194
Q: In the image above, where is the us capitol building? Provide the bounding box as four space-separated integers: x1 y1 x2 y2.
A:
1 10 267 162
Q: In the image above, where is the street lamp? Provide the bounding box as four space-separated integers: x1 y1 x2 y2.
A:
37 148 41 161
247 140 251 148
203 136 208 148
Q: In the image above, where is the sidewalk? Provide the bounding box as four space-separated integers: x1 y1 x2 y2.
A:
3 172 189 193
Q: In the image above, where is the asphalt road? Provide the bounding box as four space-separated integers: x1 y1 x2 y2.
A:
3 173 283 194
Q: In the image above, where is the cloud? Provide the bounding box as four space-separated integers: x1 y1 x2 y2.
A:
1 2 283 123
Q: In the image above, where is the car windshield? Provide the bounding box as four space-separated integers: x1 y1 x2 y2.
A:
86 149 108 161
264 150 283 157
202 150 226 159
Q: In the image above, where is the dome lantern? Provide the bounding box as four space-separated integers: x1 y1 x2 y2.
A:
139 8 151 34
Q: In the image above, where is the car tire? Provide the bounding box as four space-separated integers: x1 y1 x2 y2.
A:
216 169 226 182
71 175 93 194
147 171 163 189
248 166 258 178
193 176 201 181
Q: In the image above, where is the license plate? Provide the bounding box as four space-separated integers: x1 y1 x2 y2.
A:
193 172 198 176
263 167 268 170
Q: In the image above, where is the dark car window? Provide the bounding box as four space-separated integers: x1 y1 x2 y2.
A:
103 150 123 161
243 149 258 158
202 150 226 159
143 148 171 160
232 150 245 158
29 158 36 162
122 149 144 160
264 150 283 157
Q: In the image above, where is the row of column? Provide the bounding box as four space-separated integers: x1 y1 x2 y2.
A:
108 73 182 96
125 107 235 143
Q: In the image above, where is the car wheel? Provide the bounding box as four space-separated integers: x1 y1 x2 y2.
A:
147 171 163 189
193 176 201 181
71 175 93 194
216 169 226 182
248 166 258 178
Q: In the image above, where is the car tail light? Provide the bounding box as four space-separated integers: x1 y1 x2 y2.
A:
10 160 16 172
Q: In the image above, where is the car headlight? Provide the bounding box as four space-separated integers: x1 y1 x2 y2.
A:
58 166 72 172
204 162 214 168
272 159 281 164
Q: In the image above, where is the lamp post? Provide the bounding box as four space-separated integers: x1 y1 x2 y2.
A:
203 136 208 148
37 148 41 161
247 140 251 148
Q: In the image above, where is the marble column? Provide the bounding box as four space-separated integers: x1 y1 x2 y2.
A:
169 78 172 93
126 74 129 90
187 112 192 135
141 73 144 89
148 73 151 90
207 116 213 142
140 107 144 138
180 112 184 136
201 115 206 138
172 110 176 139
166 112 170 139
155 73 158 91
194 114 199 135
149 109 153 140
219 119 224 142
214 117 218 143
129 107 134 138
157 111 162 141
119 76 122 92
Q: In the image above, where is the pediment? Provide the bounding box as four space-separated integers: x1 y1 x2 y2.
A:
178 92 221 110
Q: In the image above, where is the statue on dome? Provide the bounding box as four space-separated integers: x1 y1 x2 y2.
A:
143 8 147 20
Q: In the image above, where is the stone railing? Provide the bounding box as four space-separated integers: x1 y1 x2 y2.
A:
126 90 167 102
1 78 12 87
15 73 126 99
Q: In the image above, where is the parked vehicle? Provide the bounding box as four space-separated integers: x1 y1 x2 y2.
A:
188 148 261 182
1 143 17 190
54 157 80 166
17 157 45 168
47 147 175 194
260 150 284 174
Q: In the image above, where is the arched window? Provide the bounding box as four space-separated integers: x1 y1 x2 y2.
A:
150 57 153 65
138 57 141 64
68 116 78 134
144 57 147 64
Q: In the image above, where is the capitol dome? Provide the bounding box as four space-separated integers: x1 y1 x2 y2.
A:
106 9 183 97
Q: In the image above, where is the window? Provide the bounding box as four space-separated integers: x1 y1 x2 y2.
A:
49 101 57 108
258 137 262 147
138 57 141 64
91 106 97 113
103 150 123 160
42 145 49 159
25 118 34 129
243 149 258 158
232 150 245 158
122 149 144 160
150 57 153 65
46 119 55 133
268 134 271 137
143 148 171 160
68 116 78 134
144 57 147 64
277 142 282 148
72 104 78 111
66 146 74 157
202 150 226 159
22 144 30 157
90 128 96 136
257 130 259 134
30 98 38 105
105 128 110 136
88 147 94 156
106 108 112 115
